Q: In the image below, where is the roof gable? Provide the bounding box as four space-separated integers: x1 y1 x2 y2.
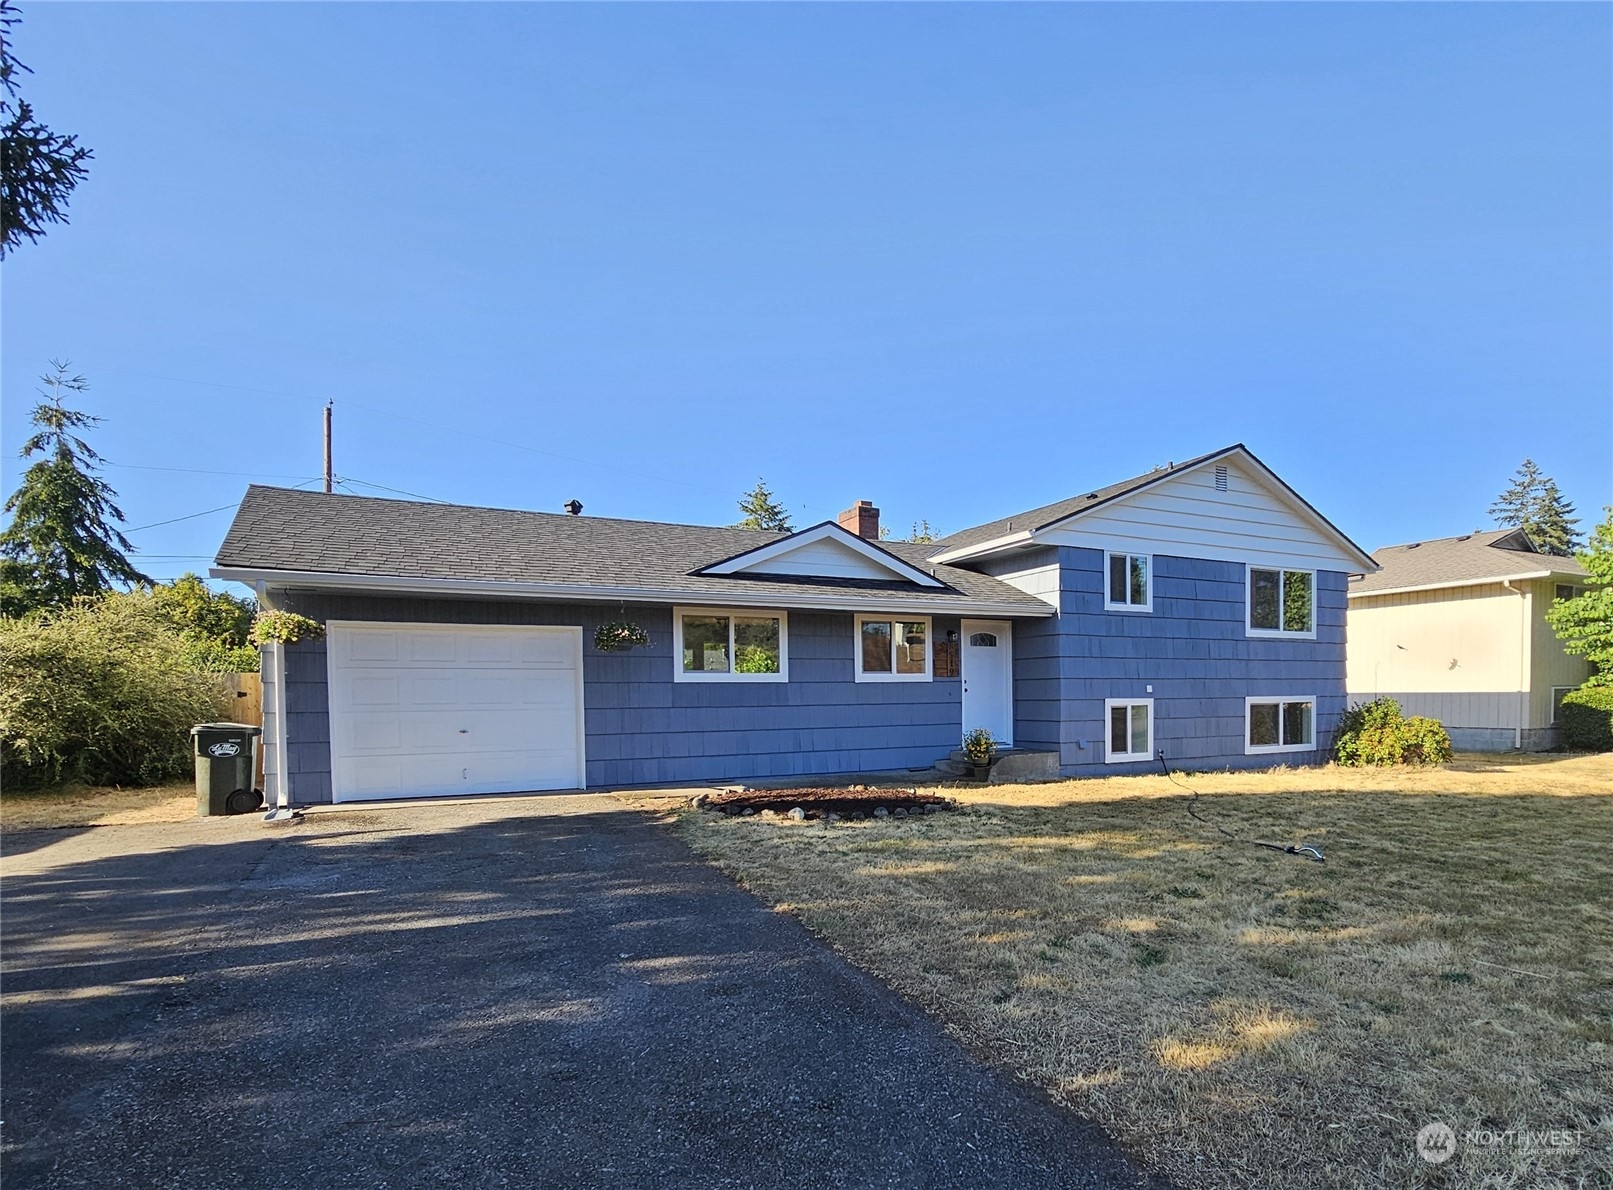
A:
929 445 1375 572
694 522 945 587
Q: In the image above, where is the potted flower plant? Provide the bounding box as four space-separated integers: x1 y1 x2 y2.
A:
962 727 997 781
593 621 650 652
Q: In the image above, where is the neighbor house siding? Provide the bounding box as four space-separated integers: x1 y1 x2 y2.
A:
267 591 965 802
984 547 1346 776
1529 578 1593 730
1346 581 1540 746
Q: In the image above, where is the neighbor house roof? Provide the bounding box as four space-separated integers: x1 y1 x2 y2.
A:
928 443 1375 570
1348 528 1589 598
212 486 1052 617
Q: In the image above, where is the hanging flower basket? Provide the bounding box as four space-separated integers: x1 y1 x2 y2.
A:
249 610 326 646
593 621 650 652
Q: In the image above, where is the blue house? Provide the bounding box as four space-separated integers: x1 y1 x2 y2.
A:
212 444 1375 805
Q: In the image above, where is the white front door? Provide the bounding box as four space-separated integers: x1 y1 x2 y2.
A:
326 622 585 802
961 619 1013 746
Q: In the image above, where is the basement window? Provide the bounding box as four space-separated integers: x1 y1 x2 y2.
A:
1105 699 1153 763
1246 697 1315 754
673 608 788 682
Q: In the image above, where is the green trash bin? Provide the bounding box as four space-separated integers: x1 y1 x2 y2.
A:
191 723 263 816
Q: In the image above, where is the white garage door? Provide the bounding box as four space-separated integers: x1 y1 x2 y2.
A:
326 622 585 803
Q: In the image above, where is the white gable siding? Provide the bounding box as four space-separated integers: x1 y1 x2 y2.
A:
732 536 904 581
1036 459 1363 572
983 562 1060 608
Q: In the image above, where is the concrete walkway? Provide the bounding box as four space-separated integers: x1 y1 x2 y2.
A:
2 796 1161 1189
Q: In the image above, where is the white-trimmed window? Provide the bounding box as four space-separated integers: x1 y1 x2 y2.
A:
855 614 931 682
1555 584 1583 602
1106 552 1152 611
1245 696 1315 754
1551 686 1576 725
1105 698 1153 762
673 608 788 682
1247 567 1315 637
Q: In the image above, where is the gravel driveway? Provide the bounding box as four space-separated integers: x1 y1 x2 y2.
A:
2 795 1161 1189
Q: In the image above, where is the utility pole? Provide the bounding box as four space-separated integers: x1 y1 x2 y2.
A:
323 402 333 494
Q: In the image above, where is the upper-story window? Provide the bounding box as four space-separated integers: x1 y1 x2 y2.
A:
1248 567 1314 637
673 608 788 682
856 615 931 682
1106 553 1151 611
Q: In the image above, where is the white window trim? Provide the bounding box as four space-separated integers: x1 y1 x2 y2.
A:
1104 551 1153 613
1244 695 1317 755
1104 698 1154 763
1245 565 1318 639
854 613 933 683
1551 686 1576 725
672 606 789 683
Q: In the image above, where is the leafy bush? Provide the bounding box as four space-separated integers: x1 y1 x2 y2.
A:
1558 687 1613 752
0 594 231 788
1333 697 1453 767
148 572 258 672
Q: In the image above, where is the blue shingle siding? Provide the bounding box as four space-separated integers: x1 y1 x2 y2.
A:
271 592 964 801
985 547 1348 776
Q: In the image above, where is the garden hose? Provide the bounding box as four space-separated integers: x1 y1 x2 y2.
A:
1156 753 1325 863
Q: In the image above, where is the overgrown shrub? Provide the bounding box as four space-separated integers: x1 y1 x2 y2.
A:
1333 697 1453 767
0 594 231 788
1558 687 1613 752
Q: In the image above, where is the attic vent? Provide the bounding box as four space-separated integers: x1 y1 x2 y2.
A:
1406 542 1421 550
1214 465 1229 492
1456 534 1471 542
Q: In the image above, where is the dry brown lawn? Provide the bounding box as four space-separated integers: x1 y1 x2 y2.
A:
673 753 1613 1189
0 782 195 832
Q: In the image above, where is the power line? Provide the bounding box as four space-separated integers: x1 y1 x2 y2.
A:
123 503 241 533
336 475 452 504
106 461 321 482
81 360 731 496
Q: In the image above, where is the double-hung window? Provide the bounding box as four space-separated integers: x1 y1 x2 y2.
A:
1106 553 1151 611
855 615 930 682
1247 567 1315 637
1105 698 1153 762
673 608 787 682
1245 696 1315 754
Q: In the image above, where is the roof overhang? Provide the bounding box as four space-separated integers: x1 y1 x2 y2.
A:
695 520 947 587
211 566 1055 618
928 444 1378 573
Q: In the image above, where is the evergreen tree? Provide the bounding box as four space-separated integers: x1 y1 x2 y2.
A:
0 362 147 615
1 1 93 256
732 478 793 532
1489 458 1581 556
1546 507 1613 686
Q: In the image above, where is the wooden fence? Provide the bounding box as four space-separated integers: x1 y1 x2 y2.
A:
220 672 265 790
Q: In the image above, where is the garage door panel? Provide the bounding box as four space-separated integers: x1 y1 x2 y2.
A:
326 624 583 802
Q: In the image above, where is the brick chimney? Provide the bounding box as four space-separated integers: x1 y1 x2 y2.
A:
838 500 880 540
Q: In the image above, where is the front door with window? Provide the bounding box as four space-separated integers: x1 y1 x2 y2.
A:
961 619 1013 746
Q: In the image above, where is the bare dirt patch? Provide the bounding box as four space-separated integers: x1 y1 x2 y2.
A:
704 786 954 819
1 783 196 832
672 753 1613 1189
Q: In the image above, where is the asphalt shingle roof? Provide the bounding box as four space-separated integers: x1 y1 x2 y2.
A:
214 486 1049 612
931 447 1234 553
1349 528 1588 596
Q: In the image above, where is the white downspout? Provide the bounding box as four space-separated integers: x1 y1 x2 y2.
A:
257 582 302 824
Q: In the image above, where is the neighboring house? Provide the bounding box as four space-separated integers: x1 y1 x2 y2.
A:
211 444 1374 805
1346 529 1592 751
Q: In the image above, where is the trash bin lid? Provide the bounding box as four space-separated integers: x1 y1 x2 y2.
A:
191 723 263 736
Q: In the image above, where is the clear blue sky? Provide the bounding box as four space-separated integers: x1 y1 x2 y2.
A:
4 2 1609 586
